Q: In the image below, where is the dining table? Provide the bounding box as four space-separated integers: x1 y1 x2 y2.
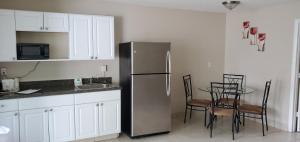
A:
198 86 255 95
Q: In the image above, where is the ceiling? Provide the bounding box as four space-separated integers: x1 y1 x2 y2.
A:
103 0 296 12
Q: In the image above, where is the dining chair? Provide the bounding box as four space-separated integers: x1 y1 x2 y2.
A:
183 75 211 126
209 82 239 140
220 74 245 108
238 80 271 136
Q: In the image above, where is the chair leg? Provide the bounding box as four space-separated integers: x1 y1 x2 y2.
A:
184 106 187 123
243 112 245 126
189 106 193 119
210 113 213 138
232 114 235 140
265 109 269 131
204 108 207 126
261 114 265 136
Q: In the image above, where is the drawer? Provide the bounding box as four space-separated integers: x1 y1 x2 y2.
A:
75 90 120 104
19 95 74 110
0 99 18 113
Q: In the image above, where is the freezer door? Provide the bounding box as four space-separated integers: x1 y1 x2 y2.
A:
131 74 171 137
132 42 171 74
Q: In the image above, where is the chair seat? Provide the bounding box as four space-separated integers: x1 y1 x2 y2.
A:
239 104 263 114
188 99 211 107
219 98 240 105
209 108 234 117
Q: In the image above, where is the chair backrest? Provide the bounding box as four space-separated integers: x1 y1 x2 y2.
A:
183 75 193 103
223 74 244 91
262 80 271 109
210 82 239 110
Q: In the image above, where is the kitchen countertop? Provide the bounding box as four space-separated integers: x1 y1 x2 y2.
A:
0 84 121 100
0 78 121 100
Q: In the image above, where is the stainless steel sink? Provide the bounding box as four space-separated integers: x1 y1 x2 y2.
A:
75 83 111 90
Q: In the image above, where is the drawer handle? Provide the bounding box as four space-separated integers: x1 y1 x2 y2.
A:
49 109 53 111
0 105 4 108
100 103 104 106
14 113 18 116
96 103 99 107
44 110 48 112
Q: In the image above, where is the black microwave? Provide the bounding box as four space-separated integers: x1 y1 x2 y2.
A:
17 43 49 60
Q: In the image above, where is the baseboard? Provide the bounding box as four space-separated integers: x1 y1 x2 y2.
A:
73 133 119 142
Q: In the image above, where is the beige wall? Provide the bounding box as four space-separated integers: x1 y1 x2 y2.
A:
0 0 226 114
225 1 300 131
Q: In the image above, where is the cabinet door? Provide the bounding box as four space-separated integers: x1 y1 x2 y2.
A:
75 103 98 140
99 100 120 136
20 109 49 142
0 111 19 142
15 10 44 31
69 14 93 60
0 9 16 61
49 106 75 142
93 16 115 60
44 12 69 32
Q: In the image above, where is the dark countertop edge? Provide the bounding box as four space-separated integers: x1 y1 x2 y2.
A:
0 86 121 100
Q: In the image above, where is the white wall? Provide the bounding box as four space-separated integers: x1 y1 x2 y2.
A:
225 1 300 131
0 0 226 114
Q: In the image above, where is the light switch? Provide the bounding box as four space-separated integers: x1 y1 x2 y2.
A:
100 65 108 72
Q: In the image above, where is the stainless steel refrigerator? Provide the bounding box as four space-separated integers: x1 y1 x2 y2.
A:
119 42 171 138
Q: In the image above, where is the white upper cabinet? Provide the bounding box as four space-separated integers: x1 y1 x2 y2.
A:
93 16 115 60
44 12 69 32
69 14 93 60
15 10 69 32
15 10 44 32
0 111 19 142
0 9 17 61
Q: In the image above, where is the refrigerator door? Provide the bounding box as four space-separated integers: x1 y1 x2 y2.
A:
131 74 171 137
132 42 171 74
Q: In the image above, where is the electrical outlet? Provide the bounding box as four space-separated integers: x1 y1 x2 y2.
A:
0 68 7 76
100 65 108 72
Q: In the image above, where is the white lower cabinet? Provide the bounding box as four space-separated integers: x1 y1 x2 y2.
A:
99 100 120 136
0 111 19 142
75 103 99 140
49 106 75 142
19 106 75 142
19 108 49 142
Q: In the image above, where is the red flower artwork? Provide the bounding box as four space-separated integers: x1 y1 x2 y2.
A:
250 27 258 45
258 33 266 51
242 21 250 39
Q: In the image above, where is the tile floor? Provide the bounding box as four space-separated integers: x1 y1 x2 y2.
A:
104 113 300 142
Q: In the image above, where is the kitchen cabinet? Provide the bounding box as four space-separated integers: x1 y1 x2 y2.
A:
69 14 93 60
44 12 69 32
19 108 49 142
69 15 115 60
75 103 99 139
93 16 115 60
49 106 75 142
15 10 69 32
0 111 19 142
15 10 44 32
99 100 120 136
74 90 121 140
0 9 17 61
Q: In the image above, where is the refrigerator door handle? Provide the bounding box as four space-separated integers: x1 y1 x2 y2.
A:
166 51 171 96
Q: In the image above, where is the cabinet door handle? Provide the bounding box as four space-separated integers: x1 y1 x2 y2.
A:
45 27 49 30
96 103 99 107
0 105 4 108
49 109 53 111
44 110 48 112
91 56 94 59
95 57 98 59
12 57 16 60
14 113 18 116
100 103 104 106
40 27 43 30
